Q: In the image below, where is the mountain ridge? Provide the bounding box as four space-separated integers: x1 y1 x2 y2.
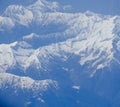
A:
0 0 120 107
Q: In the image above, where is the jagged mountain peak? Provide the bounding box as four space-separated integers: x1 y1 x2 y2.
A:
28 0 60 12
0 1 120 107
3 0 61 15
0 15 118 77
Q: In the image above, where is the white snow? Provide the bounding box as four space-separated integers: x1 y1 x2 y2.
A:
72 85 80 90
0 16 14 31
0 73 58 91
4 5 33 26
28 0 60 12
23 33 39 40
0 14 116 75
0 1 119 77
0 43 16 72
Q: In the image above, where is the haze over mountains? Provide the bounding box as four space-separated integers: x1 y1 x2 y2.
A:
0 0 120 107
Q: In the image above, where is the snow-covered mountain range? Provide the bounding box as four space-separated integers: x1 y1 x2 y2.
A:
0 0 120 107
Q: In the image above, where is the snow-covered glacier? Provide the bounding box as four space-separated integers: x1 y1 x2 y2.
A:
0 0 120 107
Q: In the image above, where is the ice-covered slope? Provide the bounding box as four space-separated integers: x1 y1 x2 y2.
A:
0 13 119 76
0 73 58 92
0 73 58 107
0 0 120 107
2 0 61 27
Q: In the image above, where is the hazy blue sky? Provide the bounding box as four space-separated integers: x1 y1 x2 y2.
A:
0 0 120 15
50 0 120 15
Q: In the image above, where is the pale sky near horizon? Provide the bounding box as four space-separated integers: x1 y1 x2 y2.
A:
0 0 120 15
53 0 120 15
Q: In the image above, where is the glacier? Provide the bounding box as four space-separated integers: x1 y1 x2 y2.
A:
0 0 120 107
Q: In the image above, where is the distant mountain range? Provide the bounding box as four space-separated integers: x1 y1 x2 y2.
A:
0 0 120 107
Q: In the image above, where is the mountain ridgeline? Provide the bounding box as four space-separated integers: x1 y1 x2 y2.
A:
0 0 120 107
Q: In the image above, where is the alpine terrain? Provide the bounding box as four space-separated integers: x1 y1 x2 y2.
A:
0 0 120 107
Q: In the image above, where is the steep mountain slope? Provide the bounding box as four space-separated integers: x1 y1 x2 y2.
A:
0 0 120 107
